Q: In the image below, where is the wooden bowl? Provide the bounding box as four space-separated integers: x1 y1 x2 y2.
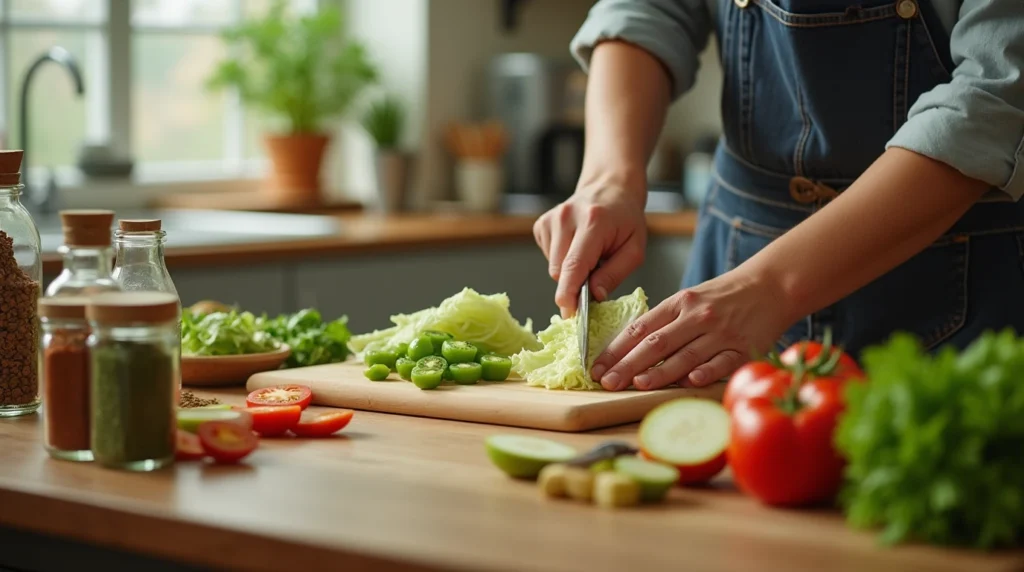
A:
181 346 291 387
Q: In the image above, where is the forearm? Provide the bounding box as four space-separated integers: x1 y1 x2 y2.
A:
742 148 991 323
578 40 672 197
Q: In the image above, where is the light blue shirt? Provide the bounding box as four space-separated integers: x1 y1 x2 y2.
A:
570 0 1024 200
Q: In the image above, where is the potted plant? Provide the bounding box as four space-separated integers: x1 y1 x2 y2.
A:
361 94 411 212
206 1 377 202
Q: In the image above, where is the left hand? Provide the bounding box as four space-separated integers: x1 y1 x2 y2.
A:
590 268 796 391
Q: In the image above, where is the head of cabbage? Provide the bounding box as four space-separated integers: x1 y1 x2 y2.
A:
512 287 648 390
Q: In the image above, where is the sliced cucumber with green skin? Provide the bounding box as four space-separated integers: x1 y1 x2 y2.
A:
364 363 391 381
449 362 482 385
613 455 680 502
442 340 478 364
177 409 250 434
480 354 512 381
407 336 435 361
396 357 416 381
485 434 578 479
422 330 453 354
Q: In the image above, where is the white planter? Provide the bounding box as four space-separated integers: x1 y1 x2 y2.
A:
455 159 504 213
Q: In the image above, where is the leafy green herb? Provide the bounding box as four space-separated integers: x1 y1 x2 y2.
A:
836 330 1024 550
361 94 405 149
256 308 352 368
181 309 280 356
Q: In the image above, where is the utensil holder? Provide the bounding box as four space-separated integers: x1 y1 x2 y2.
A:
455 159 504 213
374 150 412 213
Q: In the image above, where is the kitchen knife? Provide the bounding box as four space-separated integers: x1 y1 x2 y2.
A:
578 277 591 370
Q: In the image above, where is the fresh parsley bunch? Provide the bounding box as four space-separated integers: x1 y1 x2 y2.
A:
836 330 1024 550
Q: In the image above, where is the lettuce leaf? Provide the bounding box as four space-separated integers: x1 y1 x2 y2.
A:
512 287 648 390
836 329 1024 550
348 288 540 357
181 309 281 356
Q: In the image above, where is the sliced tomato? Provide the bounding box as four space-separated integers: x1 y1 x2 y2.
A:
175 429 206 461
240 405 302 437
290 410 354 438
198 421 259 464
246 384 313 409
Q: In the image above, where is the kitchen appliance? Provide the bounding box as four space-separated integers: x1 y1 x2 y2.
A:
247 362 724 432
487 53 586 200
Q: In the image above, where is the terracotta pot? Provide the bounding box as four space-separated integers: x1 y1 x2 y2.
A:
263 133 330 203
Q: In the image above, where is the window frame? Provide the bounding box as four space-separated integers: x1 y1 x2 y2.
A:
0 0 325 188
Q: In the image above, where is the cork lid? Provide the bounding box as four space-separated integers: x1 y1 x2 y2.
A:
118 219 162 232
86 292 179 324
0 150 24 186
38 296 90 320
60 209 115 247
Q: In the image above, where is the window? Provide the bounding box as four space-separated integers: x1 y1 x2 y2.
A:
0 0 320 183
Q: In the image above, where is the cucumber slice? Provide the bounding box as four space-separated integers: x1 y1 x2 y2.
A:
613 455 680 502
177 409 251 434
638 397 730 471
485 434 577 479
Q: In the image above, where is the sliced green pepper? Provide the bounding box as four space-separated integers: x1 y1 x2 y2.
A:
407 336 435 361
449 362 482 385
396 357 416 381
411 367 444 390
393 342 409 358
441 340 478 364
365 348 399 370
423 330 454 355
364 363 391 381
480 354 512 381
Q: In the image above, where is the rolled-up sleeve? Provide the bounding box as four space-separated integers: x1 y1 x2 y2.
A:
569 0 713 101
886 0 1024 200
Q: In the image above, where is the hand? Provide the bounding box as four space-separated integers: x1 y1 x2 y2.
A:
590 267 795 391
533 184 647 318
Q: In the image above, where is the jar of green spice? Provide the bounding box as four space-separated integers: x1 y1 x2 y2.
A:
86 292 179 472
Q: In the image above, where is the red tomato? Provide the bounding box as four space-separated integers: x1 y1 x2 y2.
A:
727 377 848 506
780 341 863 379
723 361 785 412
198 421 259 464
246 384 313 409
175 429 206 461
241 405 302 437
290 410 354 438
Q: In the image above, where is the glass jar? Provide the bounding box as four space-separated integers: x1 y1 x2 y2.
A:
38 297 92 462
45 209 120 297
86 292 180 472
0 150 42 417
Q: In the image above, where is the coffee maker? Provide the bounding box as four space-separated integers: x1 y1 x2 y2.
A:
487 54 586 203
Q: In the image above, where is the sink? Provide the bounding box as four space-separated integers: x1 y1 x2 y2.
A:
36 208 342 253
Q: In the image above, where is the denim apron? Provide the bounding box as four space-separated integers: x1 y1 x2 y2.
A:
682 0 1024 357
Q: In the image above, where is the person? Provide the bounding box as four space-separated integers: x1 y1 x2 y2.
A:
533 0 1024 392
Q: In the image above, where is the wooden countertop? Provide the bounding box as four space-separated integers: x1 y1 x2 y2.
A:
41 211 698 274
0 388 1020 572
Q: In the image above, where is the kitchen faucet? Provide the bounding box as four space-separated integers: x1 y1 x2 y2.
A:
18 46 85 216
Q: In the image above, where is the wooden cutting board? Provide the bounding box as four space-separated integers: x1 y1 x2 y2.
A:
246 362 725 432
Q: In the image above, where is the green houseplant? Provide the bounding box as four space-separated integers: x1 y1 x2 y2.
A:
360 94 412 212
207 1 378 202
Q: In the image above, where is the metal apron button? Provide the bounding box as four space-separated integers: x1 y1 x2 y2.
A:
789 177 818 204
896 0 918 19
734 0 750 8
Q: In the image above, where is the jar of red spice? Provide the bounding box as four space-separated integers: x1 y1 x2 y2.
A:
38 296 92 462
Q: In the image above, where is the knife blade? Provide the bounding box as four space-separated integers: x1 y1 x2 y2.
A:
578 277 591 371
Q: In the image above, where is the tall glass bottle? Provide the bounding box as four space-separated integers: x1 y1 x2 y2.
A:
112 219 181 397
45 209 120 297
0 150 42 417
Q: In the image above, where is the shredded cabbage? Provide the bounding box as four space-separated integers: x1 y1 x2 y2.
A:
512 287 648 390
348 288 541 357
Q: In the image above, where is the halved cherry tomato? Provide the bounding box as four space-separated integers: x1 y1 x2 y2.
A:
289 410 354 438
246 384 313 409
238 405 302 437
198 421 259 464
175 429 206 461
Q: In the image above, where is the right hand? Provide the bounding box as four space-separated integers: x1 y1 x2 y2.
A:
533 184 647 318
